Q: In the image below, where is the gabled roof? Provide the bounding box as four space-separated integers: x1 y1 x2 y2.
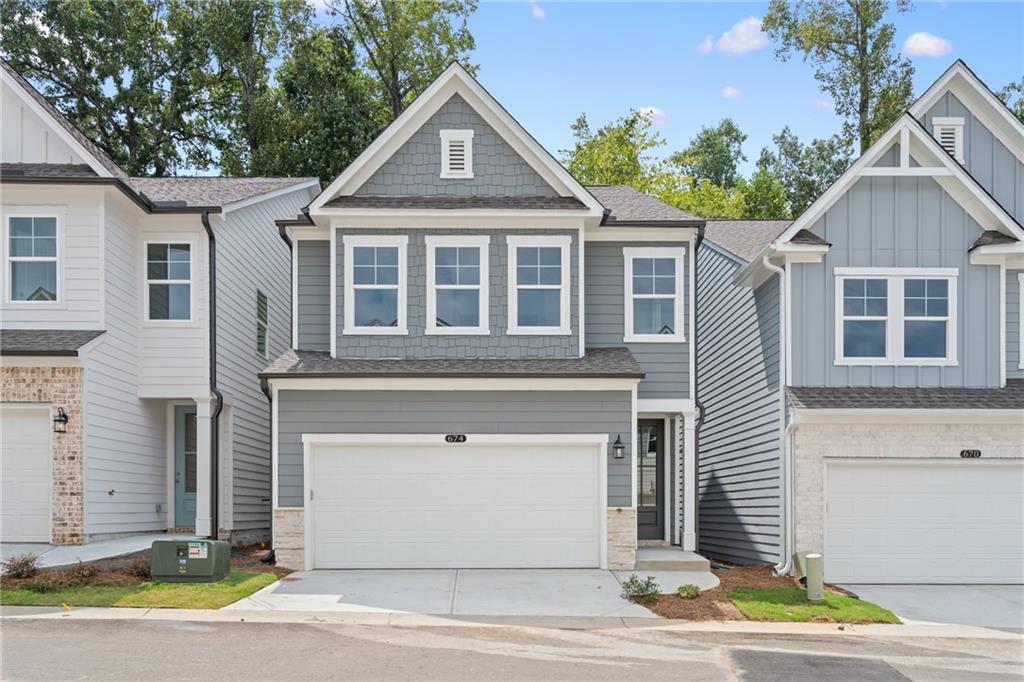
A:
909 59 1024 166
588 185 702 226
309 63 604 217
704 220 792 262
130 177 318 209
0 329 105 356
788 382 1024 410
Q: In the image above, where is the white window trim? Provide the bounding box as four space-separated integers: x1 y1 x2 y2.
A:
507 234 571 336
622 246 686 343
143 239 196 325
256 289 269 359
932 116 965 164
342 234 408 336
4 211 63 306
440 129 474 179
425 235 490 335
1018 272 1024 370
833 267 958 367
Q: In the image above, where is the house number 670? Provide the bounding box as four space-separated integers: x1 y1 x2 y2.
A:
960 449 981 458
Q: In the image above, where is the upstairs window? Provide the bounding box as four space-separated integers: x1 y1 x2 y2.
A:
256 289 269 357
146 242 192 321
835 268 957 366
932 117 965 164
343 235 408 335
426 236 489 335
507 235 570 335
623 247 686 343
7 216 58 302
440 129 474 178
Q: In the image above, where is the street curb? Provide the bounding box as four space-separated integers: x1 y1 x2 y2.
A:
1 606 1020 639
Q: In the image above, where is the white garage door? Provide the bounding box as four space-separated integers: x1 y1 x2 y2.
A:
1 405 52 543
825 460 1024 584
309 440 604 569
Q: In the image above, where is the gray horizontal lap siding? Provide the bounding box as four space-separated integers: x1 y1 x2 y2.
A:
696 244 782 564
791 174 1001 388
921 91 1024 224
334 228 579 358
584 242 691 399
1009 269 1023 380
354 94 557 198
276 390 632 507
296 240 331 351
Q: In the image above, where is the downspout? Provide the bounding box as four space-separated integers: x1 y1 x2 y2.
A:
762 254 793 576
692 224 705 547
201 212 224 540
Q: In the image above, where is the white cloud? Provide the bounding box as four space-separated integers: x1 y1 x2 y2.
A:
638 107 666 125
812 98 834 112
697 34 713 54
902 32 953 57
529 2 545 20
715 17 768 55
721 86 741 99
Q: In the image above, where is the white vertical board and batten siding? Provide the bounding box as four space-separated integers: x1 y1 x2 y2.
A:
1 78 87 166
1008 268 1023 378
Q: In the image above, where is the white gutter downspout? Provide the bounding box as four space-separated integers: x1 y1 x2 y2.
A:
762 254 794 576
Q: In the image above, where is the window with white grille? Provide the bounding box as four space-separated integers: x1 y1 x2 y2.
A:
932 117 964 163
440 129 474 178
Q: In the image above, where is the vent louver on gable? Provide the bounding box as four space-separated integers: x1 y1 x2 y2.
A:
932 117 965 164
440 129 474 178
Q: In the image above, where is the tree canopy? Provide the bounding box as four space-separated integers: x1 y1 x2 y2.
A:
670 119 747 189
758 126 852 216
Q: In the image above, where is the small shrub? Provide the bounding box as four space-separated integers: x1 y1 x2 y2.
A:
121 556 151 580
25 562 98 593
677 584 701 600
621 574 661 604
2 553 40 580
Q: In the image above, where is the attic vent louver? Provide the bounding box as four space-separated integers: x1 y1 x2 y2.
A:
440 129 474 179
932 117 965 164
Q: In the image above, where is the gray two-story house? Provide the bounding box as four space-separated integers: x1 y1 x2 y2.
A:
262 63 702 571
697 61 1024 585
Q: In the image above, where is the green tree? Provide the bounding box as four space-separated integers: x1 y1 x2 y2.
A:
329 0 477 120
998 78 1024 123
763 0 914 152
560 111 666 190
670 118 747 188
737 167 790 219
758 126 852 215
0 0 215 175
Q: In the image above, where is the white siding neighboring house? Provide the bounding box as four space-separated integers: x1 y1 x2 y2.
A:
0 59 319 545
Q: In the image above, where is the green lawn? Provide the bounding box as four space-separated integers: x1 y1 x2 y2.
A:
0 571 276 609
729 588 901 624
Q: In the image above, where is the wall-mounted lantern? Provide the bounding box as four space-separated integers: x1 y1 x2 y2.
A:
612 435 625 459
53 407 70 434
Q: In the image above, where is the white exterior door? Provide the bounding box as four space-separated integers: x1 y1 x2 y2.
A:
308 439 605 569
825 459 1024 584
1 405 52 543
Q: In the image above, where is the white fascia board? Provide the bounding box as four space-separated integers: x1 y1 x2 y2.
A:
320 209 596 229
585 226 699 242
220 179 320 215
265 377 640 392
637 398 696 415
793 407 1024 425
969 244 1024 268
302 433 610 446
308 63 604 217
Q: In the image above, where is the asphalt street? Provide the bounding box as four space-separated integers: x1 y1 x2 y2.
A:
2 618 1022 681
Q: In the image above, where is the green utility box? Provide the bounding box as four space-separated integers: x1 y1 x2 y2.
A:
151 540 230 583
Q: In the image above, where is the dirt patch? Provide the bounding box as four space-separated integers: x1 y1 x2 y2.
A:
643 563 847 620
230 544 293 579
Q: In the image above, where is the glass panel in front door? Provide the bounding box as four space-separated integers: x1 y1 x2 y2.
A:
638 424 658 507
184 412 197 493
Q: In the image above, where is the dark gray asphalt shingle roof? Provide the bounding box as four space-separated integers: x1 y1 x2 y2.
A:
787 382 1024 410
970 230 1018 250
704 220 793 262
324 195 586 210
587 185 701 225
0 329 105 356
261 347 644 379
129 176 317 208
1 163 99 179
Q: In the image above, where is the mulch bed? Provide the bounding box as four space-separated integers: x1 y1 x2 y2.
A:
230 544 293 579
643 563 848 620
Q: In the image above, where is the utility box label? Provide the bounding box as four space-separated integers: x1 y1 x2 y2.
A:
188 542 208 559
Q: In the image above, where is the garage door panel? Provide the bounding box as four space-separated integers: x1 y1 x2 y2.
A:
825 460 1024 584
311 443 602 569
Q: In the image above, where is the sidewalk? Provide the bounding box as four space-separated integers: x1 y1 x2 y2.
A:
0 534 193 569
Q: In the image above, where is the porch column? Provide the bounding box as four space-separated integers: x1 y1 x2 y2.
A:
681 412 698 551
194 396 214 538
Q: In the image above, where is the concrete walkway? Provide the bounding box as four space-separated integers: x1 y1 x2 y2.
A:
226 568 719 618
1 534 193 569
842 584 1024 630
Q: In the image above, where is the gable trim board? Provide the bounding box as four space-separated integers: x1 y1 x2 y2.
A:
308 63 604 218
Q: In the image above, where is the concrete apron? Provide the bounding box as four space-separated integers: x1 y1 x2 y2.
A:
224 568 719 618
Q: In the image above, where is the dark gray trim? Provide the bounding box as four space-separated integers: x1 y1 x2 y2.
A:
0 329 106 356
201 212 224 539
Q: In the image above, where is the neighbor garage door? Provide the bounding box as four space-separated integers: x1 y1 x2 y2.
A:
825 459 1024 584
309 440 603 569
1 405 52 543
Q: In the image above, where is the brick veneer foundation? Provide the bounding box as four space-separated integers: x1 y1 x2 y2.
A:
1 366 85 544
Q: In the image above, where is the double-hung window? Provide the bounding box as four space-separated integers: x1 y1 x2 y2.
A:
507 235 571 335
256 289 269 357
835 268 957 365
146 242 192 321
343 235 407 335
623 247 686 342
425 235 489 335
7 216 58 302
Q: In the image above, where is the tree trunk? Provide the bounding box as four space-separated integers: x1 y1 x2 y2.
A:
856 5 871 153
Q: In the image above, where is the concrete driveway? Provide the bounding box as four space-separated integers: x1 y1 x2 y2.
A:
227 569 717 618
843 584 1024 630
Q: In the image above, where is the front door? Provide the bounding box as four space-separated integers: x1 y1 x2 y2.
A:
174 405 197 527
636 419 664 540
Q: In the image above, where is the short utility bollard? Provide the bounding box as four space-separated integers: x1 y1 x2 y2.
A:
805 553 824 603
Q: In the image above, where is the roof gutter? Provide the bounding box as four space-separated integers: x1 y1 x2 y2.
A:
201 212 224 539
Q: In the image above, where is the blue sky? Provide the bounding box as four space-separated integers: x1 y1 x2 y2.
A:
455 1 1023 175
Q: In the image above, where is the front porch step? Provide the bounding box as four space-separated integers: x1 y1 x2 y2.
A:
635 547 711 572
